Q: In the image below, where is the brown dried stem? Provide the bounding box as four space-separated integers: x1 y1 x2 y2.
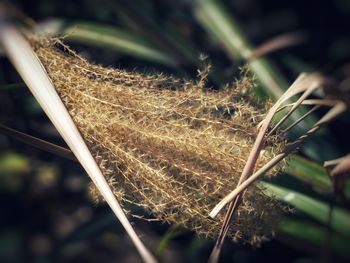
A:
208 74 346 263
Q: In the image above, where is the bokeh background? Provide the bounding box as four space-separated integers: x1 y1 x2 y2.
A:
1 0 350 262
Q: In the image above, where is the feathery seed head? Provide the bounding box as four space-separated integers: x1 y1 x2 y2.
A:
31 36 284 245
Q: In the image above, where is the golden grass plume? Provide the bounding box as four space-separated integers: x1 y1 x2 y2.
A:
30 36 285 245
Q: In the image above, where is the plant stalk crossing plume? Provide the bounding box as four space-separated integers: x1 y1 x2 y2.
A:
0 13 346 261
30 35 286 245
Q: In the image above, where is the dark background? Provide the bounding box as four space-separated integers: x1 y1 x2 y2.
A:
1 0 350 262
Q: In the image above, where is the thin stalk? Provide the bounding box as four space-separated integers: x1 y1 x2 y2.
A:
208 74 309 263
208 73 346 263
267 81 320 136
324 155 350 168
210 100 346 218
0 123 76 161
248 31 305 61
274 99 336 114
281 105 320 134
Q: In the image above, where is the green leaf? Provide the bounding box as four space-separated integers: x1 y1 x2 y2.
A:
48 20 176 66
191 0 342 161
112 0 201 65
286 155 332 194
191 0 288 99
112 0 228 86
261 182 350 238
279 218 350 258
285 155 350 199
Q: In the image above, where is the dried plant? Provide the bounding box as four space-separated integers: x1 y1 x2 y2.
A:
1 23 346 262
208 73 347 263
0 6 347 263
0 24 156 263
26 35 288 245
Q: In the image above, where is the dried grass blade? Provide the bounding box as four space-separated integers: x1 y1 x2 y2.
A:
267 80 321 136
207 74 308 263
0 23 156 263
210 99 346 218
208 74 346 263
248 31 305 61
274 99 341 113
324 155 350 168
281 105 320 134
330 156 350 178
208 75 309 263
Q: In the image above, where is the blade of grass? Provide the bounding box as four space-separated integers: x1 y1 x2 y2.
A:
328 155 350 178
0 124 76 161
210 94 346 218
324 155 350 168
261 182 350 238
208 74 330 263
112 0 200 65
0 22 156 263
248 31 306 61
211 73 317 223
278 218 350 259
190 0 341 162
275 99 341 113
266 79 321 136
41 20 176 66
191 0 287 98
286 155 333 194
280 105 320 134
109 0 227 85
